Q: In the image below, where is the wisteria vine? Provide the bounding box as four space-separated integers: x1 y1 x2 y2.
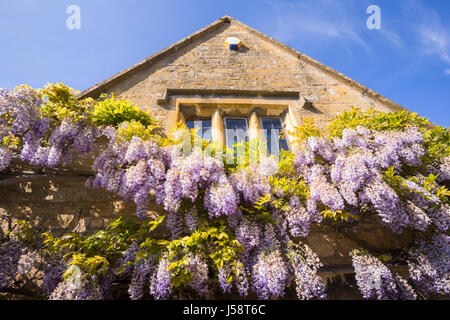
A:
1 84 449 300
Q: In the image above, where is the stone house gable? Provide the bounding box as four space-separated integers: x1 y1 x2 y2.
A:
78 15 406 132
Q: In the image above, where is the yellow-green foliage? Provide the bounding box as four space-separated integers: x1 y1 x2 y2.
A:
39 83 93 123
288 117 322 143
229 139 268 171
114 120 161 144
238 194 278 225
269 176 309 201
327 108 431 137
43 216 165 277
91 94 159 127
422 125 450 164
384 167 449 205
139 222 243 290
3 219 38 248
276 150 296 175
164 121 212 149
39 84 162 130
321 209 358 222
1 135 21 150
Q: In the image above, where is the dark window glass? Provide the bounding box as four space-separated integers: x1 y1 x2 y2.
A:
225 118 248 150
261 118 289 156
185 120 212 142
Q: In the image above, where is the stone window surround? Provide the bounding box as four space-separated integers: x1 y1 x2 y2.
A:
158 89 306 149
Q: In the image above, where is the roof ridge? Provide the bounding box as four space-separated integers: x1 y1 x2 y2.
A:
77 15 406 113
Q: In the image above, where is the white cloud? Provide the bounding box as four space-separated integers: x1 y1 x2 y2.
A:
264 0 372 53
403 0 450 64
263 0 409 55
379 30 405 49
420 28 450 63
264 0 450 77
445 69 450 75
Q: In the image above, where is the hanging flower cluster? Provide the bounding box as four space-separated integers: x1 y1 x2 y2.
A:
407 233 450 297
351 250 417 300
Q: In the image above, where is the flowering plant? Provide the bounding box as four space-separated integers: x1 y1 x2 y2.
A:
0 84 449 300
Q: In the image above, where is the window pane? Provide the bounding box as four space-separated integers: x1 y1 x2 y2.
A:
186 120 212 142
261 118 289 156
225 118 248 149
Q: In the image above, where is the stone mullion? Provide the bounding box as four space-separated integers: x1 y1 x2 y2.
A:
284 109 299 151
211 110 225 148
248 111 263 144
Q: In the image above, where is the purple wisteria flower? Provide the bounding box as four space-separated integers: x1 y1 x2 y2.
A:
204 177 237 218
90 136 168 219
164 151 233 217
0 147 12 171
288 243 326 300
41 258 66 295
230 155 277 204
252 250 289 300
283 196 314 238
184 208 198 233
218 265 232 294
408 233 449 297
0 239 22 290
352 251 416 300
17 249 39 275
128 259 154 300
186 254 209 297
235 219 262 271
150 258 172 300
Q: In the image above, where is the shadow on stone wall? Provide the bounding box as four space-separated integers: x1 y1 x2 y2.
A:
0 174 164 235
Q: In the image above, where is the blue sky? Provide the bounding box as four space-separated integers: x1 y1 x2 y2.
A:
1 0 449 126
